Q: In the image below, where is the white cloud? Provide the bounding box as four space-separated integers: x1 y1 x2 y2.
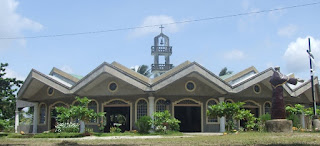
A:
278 24 298 37
0 0 43 50
129 15 179 38
4 68 25 81
60 65 74 74
224 50 245 60
283 36 320 73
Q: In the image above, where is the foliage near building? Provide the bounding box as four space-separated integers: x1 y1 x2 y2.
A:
207 102 256 131
55 97 105 133
285 104 320 128
153 110 180 133
0 63 23 131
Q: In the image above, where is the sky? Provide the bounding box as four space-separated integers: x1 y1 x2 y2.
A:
1 0 320 81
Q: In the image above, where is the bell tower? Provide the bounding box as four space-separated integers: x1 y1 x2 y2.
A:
151 25 173 76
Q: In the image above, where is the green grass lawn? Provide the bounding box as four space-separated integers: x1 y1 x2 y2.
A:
1 132 320 145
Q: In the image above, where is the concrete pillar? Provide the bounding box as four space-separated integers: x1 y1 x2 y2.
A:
148 96 155 130
15 110 19 133
300 112 305 129
33 103 39 133
148 96 155 120
165 55 170 64
80 120 85 133
219 97 225 133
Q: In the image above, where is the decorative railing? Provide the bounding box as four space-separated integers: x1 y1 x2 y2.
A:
151 64 173 72
151 46 172 54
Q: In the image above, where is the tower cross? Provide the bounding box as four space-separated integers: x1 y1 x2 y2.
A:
160 25 164 33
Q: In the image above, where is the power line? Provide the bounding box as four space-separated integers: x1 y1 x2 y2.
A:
1 1 320 40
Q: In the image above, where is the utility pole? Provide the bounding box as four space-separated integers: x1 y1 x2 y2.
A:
307 38 317 116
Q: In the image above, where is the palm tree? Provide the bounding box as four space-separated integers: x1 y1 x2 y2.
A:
132 65 151 77
219 67 233 76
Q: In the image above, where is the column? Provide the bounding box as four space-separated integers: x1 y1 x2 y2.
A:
300 112 306 129
15 110 19 133
33 103 39 133
148 96 155 121
219 97 226 133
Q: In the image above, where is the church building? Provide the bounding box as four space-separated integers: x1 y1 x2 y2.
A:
15 27 319 133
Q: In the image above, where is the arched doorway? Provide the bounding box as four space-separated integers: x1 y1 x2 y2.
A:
48 102 68 130
103 99 132 132
173 99 202 132
240 100 261 128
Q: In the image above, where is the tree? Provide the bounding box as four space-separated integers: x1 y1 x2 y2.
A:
219 67 233 76
207 102 256 131
0 63 23 131
132 65 151 77
56 97 105 133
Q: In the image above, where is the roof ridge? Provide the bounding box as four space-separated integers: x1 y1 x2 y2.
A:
49 67 80 83
111 61 151 84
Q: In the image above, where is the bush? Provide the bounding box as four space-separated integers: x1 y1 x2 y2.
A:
257 113 271 132
33 132 84 138
55 122 80 133
110 126 121 133
259 113 271 122
0 119 13 132
287 113 300 128
153 110 180 132
136 116 152 134
167 118 180 131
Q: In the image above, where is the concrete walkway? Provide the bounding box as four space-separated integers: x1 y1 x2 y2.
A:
55 133 222 140
183 132 223 136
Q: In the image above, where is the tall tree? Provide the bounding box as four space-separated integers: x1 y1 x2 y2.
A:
219 67 233 76
0 63 23 130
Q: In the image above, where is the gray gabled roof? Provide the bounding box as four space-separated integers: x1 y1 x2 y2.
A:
17 61 319 102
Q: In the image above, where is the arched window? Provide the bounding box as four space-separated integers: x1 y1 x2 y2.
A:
264 102 271 114
225 99 234 103
156 99 166 112
207 99 218 123
39 103 46 124
88 100 98 123
136 99 148 120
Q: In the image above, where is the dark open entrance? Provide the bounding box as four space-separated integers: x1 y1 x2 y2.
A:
104 107 130 132
50 109 58 130
240 107 259 128
174 106 201 132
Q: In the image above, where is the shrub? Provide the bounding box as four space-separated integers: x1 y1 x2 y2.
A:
110 126 121 133
153 110 180 132
0 119 13 132
55 122 80 133
259 113 271 123
155 125 167 133
167 118 180 131
257 113 271 132
136 116 152 134
287 113 300 128
33 132 84 138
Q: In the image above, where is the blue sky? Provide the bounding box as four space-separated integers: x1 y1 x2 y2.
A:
1 0 320 81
